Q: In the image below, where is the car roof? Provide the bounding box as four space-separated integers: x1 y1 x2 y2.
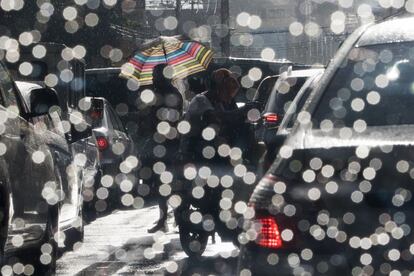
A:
278 68 325 80
357 15 414 47
83 96 109 104
212 57 293 65
85 67 121 75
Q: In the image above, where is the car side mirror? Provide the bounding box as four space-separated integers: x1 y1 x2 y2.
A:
28 88 60 118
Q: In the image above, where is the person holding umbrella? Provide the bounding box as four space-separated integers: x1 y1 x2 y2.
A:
119 35 214 232
139 63 183 233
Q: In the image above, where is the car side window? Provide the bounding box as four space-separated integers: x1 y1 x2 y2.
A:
285 74 322 129
0 63 19 110
37 112 65 138
107 105 125 132
312 42 414 129
253 76 278 109
264 76 307 117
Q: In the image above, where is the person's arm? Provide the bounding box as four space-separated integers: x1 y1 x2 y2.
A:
204 103 254 125
178 103 203 161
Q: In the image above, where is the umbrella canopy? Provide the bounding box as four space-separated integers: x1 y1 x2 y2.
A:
120 35 214 86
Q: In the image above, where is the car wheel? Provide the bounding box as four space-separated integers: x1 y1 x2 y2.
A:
235 245 252 274
62 201 84 253
82 169 101 224
35 209 58 276
0 188 9 265
101 165 121 210
175 205 209 258
178 225 209 258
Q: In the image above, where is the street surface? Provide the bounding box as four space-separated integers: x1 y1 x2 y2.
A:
57 205 238 275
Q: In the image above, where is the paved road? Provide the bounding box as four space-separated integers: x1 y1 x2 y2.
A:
57 206 238 275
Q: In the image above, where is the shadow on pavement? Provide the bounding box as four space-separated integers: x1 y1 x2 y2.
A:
172 255 237 276
68 233 237 275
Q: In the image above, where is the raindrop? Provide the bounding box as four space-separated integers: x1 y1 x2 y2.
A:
85 13 99 27
32 151 45 164
261 48 275 61
236 12 250 27
63 6 78 21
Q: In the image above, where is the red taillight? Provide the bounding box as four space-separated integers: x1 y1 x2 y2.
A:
96 137 108 151
263 113 279 123
90 110 103 120
257 216 283 249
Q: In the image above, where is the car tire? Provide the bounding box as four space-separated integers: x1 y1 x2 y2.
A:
101 164 121 210
178 225 209 258
175 205 209 258
62 202 84 253
0 187 9 266
35 208 58 276
235 245 252 274
82 169 101 224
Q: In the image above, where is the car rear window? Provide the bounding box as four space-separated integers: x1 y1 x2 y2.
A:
312 42 414 129
86 72 129 107
84 98 104 128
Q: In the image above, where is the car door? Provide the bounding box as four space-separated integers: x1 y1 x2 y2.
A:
0 63 54 252
43 111 81 233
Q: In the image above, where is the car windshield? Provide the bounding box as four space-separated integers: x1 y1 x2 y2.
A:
313 42 414 128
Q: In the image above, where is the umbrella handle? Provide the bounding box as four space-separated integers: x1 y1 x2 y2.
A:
162 42 168 63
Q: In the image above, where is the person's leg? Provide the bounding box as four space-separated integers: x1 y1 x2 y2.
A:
148 193 168 233
158 196 168 224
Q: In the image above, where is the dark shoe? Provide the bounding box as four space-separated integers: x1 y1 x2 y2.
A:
147 222 167 233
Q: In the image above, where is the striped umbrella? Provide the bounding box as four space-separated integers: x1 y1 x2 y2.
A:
120 35 214 86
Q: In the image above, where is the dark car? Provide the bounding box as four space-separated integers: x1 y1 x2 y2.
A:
82 97 137 216
257 69 325 176
259 68 325 146
238 15 414 275
0 62 62 274
208 57 316 104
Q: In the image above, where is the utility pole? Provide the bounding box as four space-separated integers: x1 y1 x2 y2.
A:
220 0 230 57
175 0 182 34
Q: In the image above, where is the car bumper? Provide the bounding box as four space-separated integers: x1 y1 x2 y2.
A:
237 244 351 275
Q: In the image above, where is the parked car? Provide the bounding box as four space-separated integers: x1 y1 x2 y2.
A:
8 42 100 226
15 81 90 251
259 68 325 146
257 69 325 176
208 57 315 104
82 97 137 218
85 68 138 138
0 61 61 274
238 15 414 275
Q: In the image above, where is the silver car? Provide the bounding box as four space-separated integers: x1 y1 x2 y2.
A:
82 97 137 219
15 81 93 251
